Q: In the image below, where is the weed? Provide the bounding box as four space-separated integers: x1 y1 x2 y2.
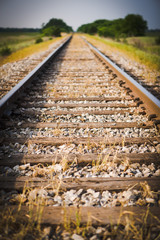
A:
63 206 92 237
61 155 69 172
140 181 153 198
63 205 71 232
53 127 62 136
77 143 83 153
0 45 12 56
0 199 43 239
35 38 43 44
92 152 111 173
130 38 145 50
121 206 160 240
75 208 81 234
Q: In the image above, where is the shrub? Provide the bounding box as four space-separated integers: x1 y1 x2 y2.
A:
35 38 43 44
42 26 61 37
119 33 128 44
0 45 12 56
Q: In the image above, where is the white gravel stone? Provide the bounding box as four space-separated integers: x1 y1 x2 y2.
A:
19 163 30 170
72 234 84 240
155 169 160 176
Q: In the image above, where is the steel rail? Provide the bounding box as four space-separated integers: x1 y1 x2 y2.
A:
0 35 72 118
83 37 160 118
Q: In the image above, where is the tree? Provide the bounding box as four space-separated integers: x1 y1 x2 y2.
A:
98 26 113 37
42 26 61 37
42 18 73 37
123 14 147 36
87 24 97 35
77 14 147 37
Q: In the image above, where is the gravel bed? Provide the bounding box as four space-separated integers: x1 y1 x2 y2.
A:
26 72 124 98
44 71 109 77
28 89 123 98
44 87 122 95
11 113 148 123
46 84 118 91
27 92 127 98
1 162 160 179
0 127 158 139
56 106 136 111
0 142 159 155
45 100 135 104
0 37 68 99
44 75 116 82
39 113 148 123
51 62 106 72
0 185 159 208
41 225 160 240
85 36 160 96
14 106 136 113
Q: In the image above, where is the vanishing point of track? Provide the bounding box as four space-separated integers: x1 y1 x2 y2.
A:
0 34 160 238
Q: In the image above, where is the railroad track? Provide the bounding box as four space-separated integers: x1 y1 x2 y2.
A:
0 36 68 100
0 34 160 239
84 36 160 101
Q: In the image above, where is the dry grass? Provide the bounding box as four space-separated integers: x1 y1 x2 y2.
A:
0 36 64 66
0 139 160 239
0 207 42 240
120 207 160 240
62 205 160 239
0 182 44 240
0 173 160 239
1 203 159 239
84 34 160 84
86 35 160 71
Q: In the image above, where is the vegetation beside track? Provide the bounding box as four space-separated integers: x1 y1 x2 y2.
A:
0 33 64 66
0 32 41 55
0 18 73 59
85 35 160 72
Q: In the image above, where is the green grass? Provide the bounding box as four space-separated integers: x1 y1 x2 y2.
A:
0 38 61 66
127 36 156 46
0 32 41 53
146 46 160 56
127 36 160 56
0 32 64 66
86 35 160 71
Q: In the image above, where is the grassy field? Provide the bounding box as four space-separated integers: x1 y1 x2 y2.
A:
87 35 160 71
0 32 41 53
0 32 64 66
127 36 160 56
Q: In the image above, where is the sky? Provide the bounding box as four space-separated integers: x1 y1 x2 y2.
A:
0 0 160 31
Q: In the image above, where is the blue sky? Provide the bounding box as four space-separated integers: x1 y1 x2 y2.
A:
0 0 160 30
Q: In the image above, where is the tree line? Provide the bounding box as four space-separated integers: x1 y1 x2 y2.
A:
0 18 73 37
0 15 149 38
0 28 40 32
77 14 148 38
